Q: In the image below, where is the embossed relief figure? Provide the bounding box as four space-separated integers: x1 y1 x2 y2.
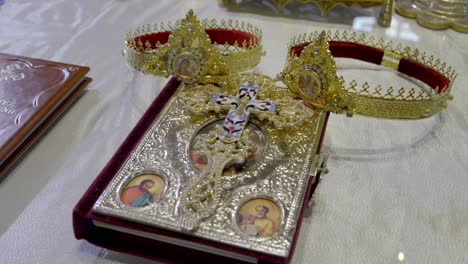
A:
120 174 165 207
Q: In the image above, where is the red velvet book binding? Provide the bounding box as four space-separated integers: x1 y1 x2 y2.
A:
73 77 330 264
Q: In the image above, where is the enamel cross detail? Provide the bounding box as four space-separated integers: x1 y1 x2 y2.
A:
211 83 276 143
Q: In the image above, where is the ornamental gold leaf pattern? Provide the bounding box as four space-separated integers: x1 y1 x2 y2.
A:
280 31 354 116
180 74 313 130
123 10 264 83
177 128 254 231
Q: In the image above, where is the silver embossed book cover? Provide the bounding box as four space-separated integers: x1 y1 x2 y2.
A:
85 73 328 263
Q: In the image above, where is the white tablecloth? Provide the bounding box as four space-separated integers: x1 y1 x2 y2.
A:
0 1 467 263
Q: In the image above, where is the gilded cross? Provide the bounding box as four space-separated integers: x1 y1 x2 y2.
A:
178 80 311 231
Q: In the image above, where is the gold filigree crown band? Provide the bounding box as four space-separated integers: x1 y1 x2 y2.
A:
124 10 263 83
284 31 457 119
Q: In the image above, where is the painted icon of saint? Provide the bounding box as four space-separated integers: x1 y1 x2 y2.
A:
238 199 281 238
239 205 277 237
174 54 198 78
121 177 163 208
298 71 321 98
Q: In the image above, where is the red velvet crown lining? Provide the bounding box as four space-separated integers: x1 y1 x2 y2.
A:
291 41 449 93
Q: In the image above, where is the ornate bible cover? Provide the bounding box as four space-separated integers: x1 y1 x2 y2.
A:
73 76 329 264
0 53 91 176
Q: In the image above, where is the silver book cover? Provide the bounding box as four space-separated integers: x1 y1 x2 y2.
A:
93 73 327 258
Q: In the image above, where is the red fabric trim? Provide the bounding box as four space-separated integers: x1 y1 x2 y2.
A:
290 41 449 93
290 44 306 57
292 42 384 65
329 42 384 65
206 29 258 48
398 58 449 93
133 29 258 51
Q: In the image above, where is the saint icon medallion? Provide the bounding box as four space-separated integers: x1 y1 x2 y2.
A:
235 197 283 238
120 172 166 208
295 67 323 100
172 52 201 81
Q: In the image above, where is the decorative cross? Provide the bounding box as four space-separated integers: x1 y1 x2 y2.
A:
178 80 311 231
210 83 276 142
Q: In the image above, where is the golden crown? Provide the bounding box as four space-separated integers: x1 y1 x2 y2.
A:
123 10 264 84
281 30 457 119
280 32 354 116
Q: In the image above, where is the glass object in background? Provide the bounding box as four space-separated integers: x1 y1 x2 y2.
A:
396 0 468 33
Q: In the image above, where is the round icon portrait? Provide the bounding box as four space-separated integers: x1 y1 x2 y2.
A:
236 198 282 238
120 173 165 208
296 69 322 99
189 120 266 176
172 52 201 80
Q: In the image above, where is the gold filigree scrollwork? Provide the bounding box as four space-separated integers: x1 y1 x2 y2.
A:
177 128 253 231
177 74 313 230
286 30 457 119
180 79 313 130
280 31 354 116
124 10 264 84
